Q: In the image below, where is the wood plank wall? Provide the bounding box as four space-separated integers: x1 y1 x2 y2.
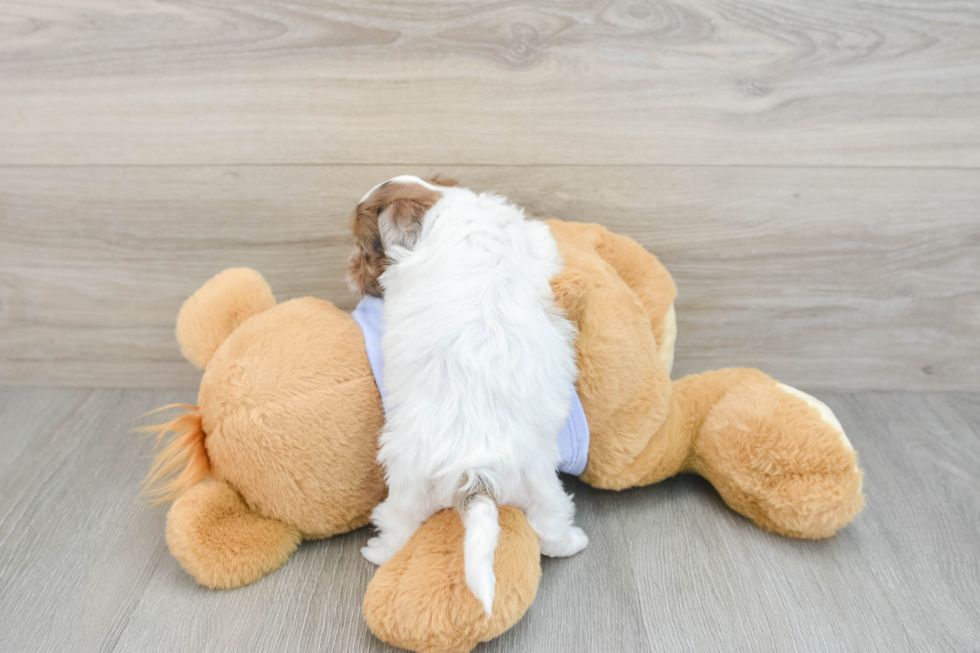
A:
1 0 978 390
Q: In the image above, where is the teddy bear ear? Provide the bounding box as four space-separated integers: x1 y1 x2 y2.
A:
176 268 276 369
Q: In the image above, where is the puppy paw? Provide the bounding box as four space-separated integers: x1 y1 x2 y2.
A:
361 536 396 566
539 526 589 557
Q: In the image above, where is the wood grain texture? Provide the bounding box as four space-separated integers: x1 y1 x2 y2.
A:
0 388 977 651
0 0 978 166
2 165 977 390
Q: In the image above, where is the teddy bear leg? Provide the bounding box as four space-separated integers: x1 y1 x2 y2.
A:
166 481 301 589
679 369 864 539
363 507 541 653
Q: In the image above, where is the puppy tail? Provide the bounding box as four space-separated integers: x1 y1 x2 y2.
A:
454 470 500 618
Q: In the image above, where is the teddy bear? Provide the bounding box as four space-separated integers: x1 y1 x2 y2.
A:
143 219 863 653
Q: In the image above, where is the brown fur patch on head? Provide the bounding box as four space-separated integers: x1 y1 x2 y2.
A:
348 178 450 297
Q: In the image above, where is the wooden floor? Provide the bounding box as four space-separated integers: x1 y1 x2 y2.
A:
0 388 977 652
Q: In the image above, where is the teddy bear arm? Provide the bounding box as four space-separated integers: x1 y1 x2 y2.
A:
592 228 678 374
166 481 301 589
673 369 865 538
546 220 678 372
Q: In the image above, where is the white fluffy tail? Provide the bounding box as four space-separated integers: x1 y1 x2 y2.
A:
455 472 500 617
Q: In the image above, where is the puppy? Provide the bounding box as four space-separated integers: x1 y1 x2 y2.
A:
349 175 588 616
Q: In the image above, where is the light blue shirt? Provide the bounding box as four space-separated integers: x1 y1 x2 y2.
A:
351 295 590 476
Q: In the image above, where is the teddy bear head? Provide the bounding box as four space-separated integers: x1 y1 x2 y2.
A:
171 268 387 537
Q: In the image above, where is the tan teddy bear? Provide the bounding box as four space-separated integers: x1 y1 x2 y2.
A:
144 220 863 653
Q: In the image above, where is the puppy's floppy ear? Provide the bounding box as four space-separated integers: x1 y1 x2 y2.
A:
377 179 445 257
378 197 428 254
349 202 387 298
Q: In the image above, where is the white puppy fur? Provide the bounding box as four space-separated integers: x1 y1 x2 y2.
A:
359 179 589 616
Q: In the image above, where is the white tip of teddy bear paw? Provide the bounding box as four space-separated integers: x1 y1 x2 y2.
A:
776 382 856 449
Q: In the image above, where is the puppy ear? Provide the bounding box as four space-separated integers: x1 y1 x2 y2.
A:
378 197 429 256
349 203 387 298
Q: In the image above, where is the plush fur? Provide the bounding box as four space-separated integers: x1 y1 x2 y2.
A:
357 180 587 616
143 219 864 653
